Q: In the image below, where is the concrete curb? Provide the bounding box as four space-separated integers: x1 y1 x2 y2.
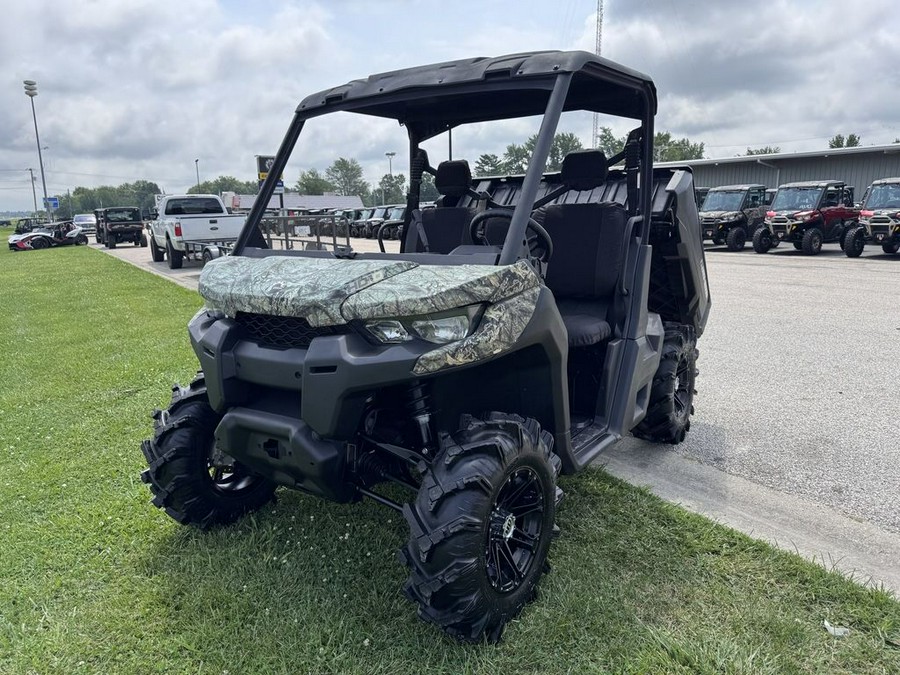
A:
601 443 900 596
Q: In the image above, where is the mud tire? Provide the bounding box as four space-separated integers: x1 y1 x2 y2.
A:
801 227 823 255
844 226 865 258
140 376 276 528
401 413 561 643
726 226 746 251
632 323 698 445
882 242 900 254
752 227 772 253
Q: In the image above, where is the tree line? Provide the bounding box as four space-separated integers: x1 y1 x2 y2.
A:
42 130 894 219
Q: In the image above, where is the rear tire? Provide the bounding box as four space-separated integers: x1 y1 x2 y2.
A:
844 226 865 258
401 413 561 643
76 234 88 245
632 323 698 445
792 241 803 250
140 376 276 528
726 226 746 251
882 242 900 254
166 238 184 269
752 227 772 253
801 227 823 255
139 232 148 247
108 234 117 249
150 236 165 262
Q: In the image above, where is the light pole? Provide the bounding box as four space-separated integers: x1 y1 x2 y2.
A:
23 80 51 220
195 158 200 188
385 151 396 177
384 151 396 204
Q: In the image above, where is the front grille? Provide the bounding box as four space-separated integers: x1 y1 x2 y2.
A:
235 312 351 349
869 224 891 236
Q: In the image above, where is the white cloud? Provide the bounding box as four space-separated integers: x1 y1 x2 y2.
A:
2 0 900 210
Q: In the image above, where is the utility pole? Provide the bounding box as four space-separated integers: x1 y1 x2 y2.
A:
28 168 38 213
592 0 604 149
195 159 200 188
23 80 51 220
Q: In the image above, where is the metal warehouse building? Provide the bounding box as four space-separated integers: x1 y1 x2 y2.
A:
657 143 900 195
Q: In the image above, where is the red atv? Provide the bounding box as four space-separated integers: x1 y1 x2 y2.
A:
752 180 859 255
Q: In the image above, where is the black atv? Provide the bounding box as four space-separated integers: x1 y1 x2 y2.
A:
844 177 900 257
141 50 711 643
699 184 768 251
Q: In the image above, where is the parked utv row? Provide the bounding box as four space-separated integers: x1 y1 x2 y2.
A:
699 178 898 257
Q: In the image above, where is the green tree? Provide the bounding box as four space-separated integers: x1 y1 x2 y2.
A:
596 126 704 162
420 172 440 201
326 158 368 197
654 132 704 161
474 153 504 176
746 146 780 155
296 169 334 195
596 126 626 157
495 132 586 174
829 133 861 148
188 175 257 196
377 173 407 204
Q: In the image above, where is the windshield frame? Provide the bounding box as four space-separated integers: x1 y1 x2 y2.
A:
770 187 824 212
700 190 745 213
233 60 655 261
863 183 900 210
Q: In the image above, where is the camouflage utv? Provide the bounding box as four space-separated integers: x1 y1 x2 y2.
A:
844 177 900 257
699 184 768 251
140 50 711 643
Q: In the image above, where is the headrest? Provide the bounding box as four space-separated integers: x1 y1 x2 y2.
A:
561 150 609 192
435 160 472 197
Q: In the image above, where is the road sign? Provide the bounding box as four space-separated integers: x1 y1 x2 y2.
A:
44 197 59 209
259 179 284 194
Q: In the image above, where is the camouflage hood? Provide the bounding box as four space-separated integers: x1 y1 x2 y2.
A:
700 210 741 219
199 255 540 326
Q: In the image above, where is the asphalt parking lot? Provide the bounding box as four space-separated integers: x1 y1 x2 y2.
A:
94 237 900 588
681 243 899 533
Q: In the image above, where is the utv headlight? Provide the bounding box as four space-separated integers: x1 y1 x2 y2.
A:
365 319 412 343
411 315 471 344
364 306 482 345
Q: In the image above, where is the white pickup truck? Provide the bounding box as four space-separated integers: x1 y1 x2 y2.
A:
148 194 245 269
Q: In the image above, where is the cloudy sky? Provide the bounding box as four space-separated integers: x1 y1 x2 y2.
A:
2 0 899 211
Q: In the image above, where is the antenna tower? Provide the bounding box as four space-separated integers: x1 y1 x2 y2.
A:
592 0 604 148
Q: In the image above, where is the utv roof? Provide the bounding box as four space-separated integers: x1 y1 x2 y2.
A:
296 50 657 139
871 176 900 185
779 180 843 188
708 184 766 191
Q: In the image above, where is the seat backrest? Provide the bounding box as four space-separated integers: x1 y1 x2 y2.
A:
405 160 475 252
541 202 627 300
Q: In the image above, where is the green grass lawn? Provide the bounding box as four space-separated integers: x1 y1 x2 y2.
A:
1 234 898 674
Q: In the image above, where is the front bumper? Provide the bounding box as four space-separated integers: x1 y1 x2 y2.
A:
189 309 433 440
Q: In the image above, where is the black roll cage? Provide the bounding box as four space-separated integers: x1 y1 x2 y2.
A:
233 50 657 263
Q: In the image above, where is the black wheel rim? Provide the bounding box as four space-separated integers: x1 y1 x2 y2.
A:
485 467 545 593
673 355 692 420
205 443 257 495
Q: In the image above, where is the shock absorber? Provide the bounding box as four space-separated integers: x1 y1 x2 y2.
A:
407 380 435 456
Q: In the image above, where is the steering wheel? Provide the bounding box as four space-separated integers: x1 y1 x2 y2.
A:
468 209 553 263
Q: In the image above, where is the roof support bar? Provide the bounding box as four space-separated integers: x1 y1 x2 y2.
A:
498 73 572 266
